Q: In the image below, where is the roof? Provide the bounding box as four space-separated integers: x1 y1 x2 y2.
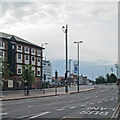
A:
0 32 44 49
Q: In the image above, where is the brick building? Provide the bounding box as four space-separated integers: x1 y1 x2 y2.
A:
0 32 44 90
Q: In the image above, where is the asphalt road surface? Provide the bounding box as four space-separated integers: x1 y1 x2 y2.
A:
1 85 119 119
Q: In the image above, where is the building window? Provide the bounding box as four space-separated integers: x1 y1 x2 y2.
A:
18 45 22 50
37 50 40 55
18 54 21 59
25 46 29 52
38 58 40 62
18 69 21 74
31 48 35 54
0 41 3 47
0 51 3 56
12 45 15 49
25 55 29 60
38 71 40 75
32 56 35 61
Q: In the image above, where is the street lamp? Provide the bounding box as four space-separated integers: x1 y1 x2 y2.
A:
41 43 48 47
69 59 72 77
62 24 68 93
62 25 68 79
115 63 118 78
74 40 83 92
69 59 72 87
41 43 48 92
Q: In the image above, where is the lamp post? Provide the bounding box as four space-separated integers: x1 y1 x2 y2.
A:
74 41 83 92
69 59 72 77
62 25 68 79
62 25 68 93
115 63 118 78
69 59 72 87
41 43 48 92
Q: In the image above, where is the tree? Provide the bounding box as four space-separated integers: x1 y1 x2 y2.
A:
22 64 35 95
0 57 11 76
96 76 105 84
110 73 117 83
106 73 110 83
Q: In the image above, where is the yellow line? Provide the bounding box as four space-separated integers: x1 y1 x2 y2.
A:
115 105 120 118
59 116 67 120
111 102 120 118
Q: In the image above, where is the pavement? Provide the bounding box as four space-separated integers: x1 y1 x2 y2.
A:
1 86 95 101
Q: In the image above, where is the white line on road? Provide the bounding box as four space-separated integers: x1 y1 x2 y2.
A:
81 105 86 107
89 103 95 105
57 109 64 111
28 106 32 108
69 106 77 109
0 113 8 115
28 112 50 119
17 113 36 118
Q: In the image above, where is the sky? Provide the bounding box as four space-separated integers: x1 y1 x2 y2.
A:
0 0 118 79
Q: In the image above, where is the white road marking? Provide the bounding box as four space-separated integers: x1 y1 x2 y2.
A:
112 108 115 111
81 105 86 107
104 100 108 102
57 109 64 111
28 106 32 108
98 101 102 103
89 103 94 105
115 98 118 100
62 105 70 108
69 106 77 109
110 99 113 101
28 112 50 119
17 113 36 118
0 113 8 115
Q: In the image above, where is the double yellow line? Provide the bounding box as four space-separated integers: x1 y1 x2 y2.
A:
111 102 120 118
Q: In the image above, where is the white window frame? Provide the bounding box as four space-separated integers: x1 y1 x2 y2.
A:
17 45 22 52
0 41 5 49
18 53 21 59
17 65 22 75
31 48 35 55
25 46 29 53
37 50 40 56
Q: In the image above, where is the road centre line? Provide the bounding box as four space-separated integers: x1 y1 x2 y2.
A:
28 112 50 119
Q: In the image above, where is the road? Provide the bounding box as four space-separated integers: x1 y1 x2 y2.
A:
1 85 119 119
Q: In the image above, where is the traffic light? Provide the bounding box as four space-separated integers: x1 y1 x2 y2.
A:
44 74 46 81
55 70 58 79
65 72 67 80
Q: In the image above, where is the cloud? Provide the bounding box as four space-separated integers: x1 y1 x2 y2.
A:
0 2 117 64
